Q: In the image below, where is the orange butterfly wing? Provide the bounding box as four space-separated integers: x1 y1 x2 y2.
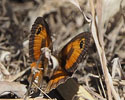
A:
46 32 90 92
29 17 52 87
29 17 52 62
45 67 68 92
60 32 90 73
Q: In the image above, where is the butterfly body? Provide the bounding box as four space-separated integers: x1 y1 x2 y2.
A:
29 17 91 94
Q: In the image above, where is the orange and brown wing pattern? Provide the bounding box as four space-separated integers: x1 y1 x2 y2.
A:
29 17 52 62
60 32 90 73
46 67 68 93
46 32 90 92
29 17 52 88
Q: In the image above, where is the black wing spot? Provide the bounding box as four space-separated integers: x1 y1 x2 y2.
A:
80 40 84 49
36 27 41 35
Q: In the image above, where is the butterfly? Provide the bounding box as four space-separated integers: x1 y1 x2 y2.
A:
29 17 91 94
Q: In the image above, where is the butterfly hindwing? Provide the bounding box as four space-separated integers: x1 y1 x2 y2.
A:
45 67 68 93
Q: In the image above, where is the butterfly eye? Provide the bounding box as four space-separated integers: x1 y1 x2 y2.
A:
36 27 42 35
80 40 84 49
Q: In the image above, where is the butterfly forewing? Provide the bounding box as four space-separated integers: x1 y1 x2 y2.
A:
60 32 90 73
29 17 52 62
29 17 52 90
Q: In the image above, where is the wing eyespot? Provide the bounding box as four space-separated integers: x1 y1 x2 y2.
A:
36 27 42 35
80 40 84 49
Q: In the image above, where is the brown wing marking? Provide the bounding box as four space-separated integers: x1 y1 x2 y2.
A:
45 67 68 93
60 32 90 73
29 17 52 62
29 17 52 89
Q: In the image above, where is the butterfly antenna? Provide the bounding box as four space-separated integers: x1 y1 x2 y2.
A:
33 82 52 100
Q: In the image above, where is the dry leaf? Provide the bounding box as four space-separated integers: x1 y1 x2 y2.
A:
0 81 27 97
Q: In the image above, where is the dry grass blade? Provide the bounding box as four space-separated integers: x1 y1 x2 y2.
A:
76 85 95 100
32 83 52 100
4 67 30 82
89 0 121 100
68 0 82 12
90 6 112 99
112 58 124 79
0 62 10 78
0 62 30 82
68 0 91 22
